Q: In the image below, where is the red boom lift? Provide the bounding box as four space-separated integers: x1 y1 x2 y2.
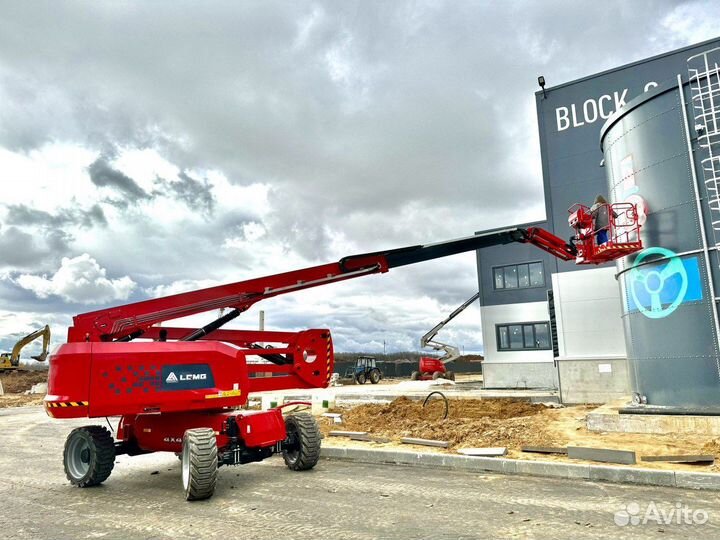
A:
46 202 640 500
412 292 481 381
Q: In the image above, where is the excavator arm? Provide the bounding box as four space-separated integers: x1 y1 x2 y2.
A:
1 325 51 369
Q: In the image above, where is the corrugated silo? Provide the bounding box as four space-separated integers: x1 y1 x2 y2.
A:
600 47 720 408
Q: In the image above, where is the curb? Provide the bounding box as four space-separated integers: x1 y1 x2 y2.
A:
320 446 720 491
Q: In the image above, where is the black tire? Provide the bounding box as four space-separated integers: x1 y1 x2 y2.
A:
369 369 381 384
283 413 321 471
63 425 115 487
181 428 218 501
445 371 455 381
356 372 367 384
410 371 420 381
432 371 442 380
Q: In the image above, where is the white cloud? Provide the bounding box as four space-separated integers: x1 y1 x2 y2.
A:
660 2 720 48
15 254 136 304
146 278 221 299
0 2 717 352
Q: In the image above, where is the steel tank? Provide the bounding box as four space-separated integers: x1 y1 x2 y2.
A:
600 63 720 408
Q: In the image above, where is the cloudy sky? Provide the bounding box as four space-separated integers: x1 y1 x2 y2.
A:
0 1 717 358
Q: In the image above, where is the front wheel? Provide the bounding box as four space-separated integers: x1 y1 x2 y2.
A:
445 371 455 381
356 372 367 384
182 428 218 501
63 426 115 487
283 413 321 471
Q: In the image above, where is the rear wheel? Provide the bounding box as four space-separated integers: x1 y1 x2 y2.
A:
182 428 218 501
356 372 367 384
63 426 115 487
283 413 321 471
369 369 381 384
445 371 455 381
432 371 442 380
410 371 420 381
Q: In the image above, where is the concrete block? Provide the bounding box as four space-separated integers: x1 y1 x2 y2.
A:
462 456 518 474
400 437 449 448
521 446 568 455
675 472 720 490
419 453 449 468
588 465 675 487
457 447 507 457
641 455 714 464
29 382 47 395
567 446 636 464
329 431 367 437
320 446 347 459
345 448 382 464
515 460 590 480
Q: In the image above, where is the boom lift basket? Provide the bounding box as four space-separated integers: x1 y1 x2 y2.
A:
568 202 642 264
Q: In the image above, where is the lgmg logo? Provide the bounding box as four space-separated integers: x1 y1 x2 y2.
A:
165 372 207 384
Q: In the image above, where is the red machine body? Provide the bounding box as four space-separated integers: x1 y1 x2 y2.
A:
414 356 447 380
46 330 331 419
47 329 330 457
419 357 446 375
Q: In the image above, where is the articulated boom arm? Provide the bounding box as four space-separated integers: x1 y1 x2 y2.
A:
421 292 481 363
68 227 577 343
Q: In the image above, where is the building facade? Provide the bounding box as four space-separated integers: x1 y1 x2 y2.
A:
476 37 720 403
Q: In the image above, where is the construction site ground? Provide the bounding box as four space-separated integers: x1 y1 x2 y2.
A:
4 370 720 475
318 396 720 474
254 374 559 406
0 370 47 408
1 407 716 539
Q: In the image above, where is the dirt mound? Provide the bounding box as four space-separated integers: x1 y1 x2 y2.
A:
0 370 48 393
327 397 555 449
701 438 720 455
0 395 44 407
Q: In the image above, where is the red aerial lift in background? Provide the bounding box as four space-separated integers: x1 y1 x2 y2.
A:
412 292 481 381
46 202 640 500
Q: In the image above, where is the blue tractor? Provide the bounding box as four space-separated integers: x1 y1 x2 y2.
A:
343 356 382 384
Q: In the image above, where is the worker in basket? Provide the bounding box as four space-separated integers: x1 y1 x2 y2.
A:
590 194 617 246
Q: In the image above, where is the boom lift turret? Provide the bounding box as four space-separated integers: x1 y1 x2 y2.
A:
46 202 641 500
412 292 481 381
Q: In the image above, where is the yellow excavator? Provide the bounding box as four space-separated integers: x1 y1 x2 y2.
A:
0 325 51 370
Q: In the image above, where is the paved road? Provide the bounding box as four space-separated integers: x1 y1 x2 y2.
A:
1 407 717 539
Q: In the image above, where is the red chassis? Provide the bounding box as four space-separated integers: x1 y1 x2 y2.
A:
46 216 642 500
414 357 450 380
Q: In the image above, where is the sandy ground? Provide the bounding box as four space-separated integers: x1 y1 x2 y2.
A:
320 397 720 473
0 370 48 408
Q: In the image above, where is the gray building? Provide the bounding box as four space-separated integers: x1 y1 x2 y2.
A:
475 36 720 404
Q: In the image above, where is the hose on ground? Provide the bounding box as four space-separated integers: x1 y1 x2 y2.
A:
422 391 449 420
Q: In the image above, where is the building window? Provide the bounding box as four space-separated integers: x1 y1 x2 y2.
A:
492 262 544 290
496 322 551 351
